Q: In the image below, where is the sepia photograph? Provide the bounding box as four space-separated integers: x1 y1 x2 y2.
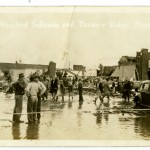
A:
0 6 150 146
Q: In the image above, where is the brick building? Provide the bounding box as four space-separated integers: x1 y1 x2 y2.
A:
136 49 150 80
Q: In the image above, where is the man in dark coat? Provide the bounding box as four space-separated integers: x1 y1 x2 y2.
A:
63 71 68 78
50 76 58 100
13 73 27 123
78 79 83 102
122 80 132 102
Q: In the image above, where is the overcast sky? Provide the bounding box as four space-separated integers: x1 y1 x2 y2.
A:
0 7 150 69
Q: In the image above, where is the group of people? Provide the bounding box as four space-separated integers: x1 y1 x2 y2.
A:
93 77 132 103
93 78 112 103
13 73 46 124
50 75 84 102
12 73 78 124
50 76 75 101
12 71 133 124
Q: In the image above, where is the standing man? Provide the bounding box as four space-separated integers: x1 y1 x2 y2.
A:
94 78 104 103
26 76 42 124
56 80 65 102
68 78 73 100
63 71 68 78
42 76 49 100
34 75 46 122
78 79 83 102
112 79 116 95
101 78 111 101
122 79 132 102
13 73 27 123
50 76 58 101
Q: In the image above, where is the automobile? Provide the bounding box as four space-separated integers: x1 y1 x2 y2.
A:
134 80 150 108
131 80 141 89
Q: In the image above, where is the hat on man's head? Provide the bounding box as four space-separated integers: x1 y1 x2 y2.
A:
30 75 35 82
19 73 24 78
34 75 40 79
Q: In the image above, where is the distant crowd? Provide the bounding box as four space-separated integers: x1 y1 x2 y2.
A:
1 70 136 124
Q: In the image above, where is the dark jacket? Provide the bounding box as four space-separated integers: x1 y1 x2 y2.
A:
123 81 131 92
78 82 83 93
99 82 103 93
13 80 26 95
50 79 58 92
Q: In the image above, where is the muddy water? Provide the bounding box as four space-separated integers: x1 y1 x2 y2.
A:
0 92 150 140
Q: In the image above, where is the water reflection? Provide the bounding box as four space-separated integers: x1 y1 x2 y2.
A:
77 112 82 127
7 94 150 140
77 101 83 127
134 117 150 138
12 123 21 140
49 101 66 110
26 123 39 139
78 101 83 109
94 101 110 125
103 101 110 122
104 112 109 122
49 112 56 126
60 102 65 109
119 100 133 109
68 100 73 108
96 112 102 125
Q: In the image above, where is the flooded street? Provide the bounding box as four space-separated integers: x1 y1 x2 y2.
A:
0 92 150 140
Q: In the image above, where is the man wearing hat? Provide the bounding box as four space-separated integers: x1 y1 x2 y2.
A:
13 73 27 123
34 75 46 122
26 75 42 124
